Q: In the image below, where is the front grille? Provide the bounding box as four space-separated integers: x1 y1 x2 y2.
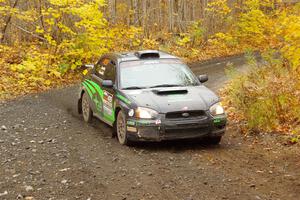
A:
165 127 205 134
165 110 206 119
163 127 209 138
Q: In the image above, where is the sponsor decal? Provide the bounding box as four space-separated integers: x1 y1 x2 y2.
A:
213 118 222 124
127 121 136 126
103 91 115 121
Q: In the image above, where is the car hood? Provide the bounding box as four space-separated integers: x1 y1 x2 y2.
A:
122 86 219 113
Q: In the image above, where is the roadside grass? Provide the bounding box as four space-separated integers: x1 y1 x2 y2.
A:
219 3 300 137
220 52 300 139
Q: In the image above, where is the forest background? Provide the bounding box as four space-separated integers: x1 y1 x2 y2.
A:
0 0 299 136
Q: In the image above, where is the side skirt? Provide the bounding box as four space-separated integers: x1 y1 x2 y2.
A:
93 113 114 127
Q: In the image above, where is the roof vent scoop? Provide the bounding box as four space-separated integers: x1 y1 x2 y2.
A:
135 50 160 59
153 88 188 95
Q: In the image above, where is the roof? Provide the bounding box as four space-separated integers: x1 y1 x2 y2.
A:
115 50 178 62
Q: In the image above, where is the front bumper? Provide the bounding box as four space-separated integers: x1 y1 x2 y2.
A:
126 114 226 142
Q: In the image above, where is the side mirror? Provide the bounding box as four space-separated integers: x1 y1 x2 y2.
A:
102 80 114 88
83 64 94 69
198 74 208 83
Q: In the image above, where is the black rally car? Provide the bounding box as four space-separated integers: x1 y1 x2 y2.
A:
78 50 226 145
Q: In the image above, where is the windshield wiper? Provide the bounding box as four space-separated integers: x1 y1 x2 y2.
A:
122 86 146 90
150 84 184 88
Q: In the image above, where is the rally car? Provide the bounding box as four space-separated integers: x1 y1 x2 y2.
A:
78 50 226 145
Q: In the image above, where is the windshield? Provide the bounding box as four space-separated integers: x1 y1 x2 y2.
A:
119 59 199 89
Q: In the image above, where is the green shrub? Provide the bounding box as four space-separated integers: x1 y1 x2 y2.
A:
222 53 300 134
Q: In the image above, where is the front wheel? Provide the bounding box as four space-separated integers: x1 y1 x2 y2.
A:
116 111 130 145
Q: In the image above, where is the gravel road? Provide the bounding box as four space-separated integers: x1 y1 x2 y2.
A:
1 56 299 200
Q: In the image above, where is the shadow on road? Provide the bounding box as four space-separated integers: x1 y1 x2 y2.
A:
130 139 225 152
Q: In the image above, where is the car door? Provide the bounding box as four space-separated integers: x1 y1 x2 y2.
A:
89 57 108 118
102 58 117 124
89 56 116 125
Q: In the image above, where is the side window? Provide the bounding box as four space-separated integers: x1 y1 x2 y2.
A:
104 60 116 82
95 58 109 79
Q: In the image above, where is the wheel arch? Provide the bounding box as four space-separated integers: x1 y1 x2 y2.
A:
78 89 89 114
78 90 85 114
115 107 122 118
113 106 122 137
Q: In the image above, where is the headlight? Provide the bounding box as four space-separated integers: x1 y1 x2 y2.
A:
135 107 158 119
209 103 225 116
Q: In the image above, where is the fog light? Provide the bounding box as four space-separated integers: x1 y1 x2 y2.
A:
128 109 134 117
127 126 137 132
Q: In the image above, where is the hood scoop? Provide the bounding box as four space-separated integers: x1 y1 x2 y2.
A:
153 88 188 95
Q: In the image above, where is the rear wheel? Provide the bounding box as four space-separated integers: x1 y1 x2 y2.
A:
82 92 93 123
206 136 222 145
116 110 129 145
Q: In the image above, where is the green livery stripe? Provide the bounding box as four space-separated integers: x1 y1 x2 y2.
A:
83 80 103 113
85 79 104 98
83 81 96 94
104 113 115 122
82 82 93 98
83 79 116 123
116 94 131 105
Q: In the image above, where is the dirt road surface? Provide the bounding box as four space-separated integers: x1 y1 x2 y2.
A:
1 56 299 200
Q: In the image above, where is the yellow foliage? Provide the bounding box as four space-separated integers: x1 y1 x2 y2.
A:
142 38 160 50
210 32 238 48
276 5 300 70
1 0 299 105
206 0 231 16
0 45 80 100
31 0 144 74
220 2 300 134
176 34 191 47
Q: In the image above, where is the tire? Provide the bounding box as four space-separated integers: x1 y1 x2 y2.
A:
82 92 93 123
116 110 129 145
206 136 222 145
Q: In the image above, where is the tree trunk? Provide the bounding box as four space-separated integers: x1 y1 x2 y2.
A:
109 0 117 24
168 0 174 32
1 0 20 43
142 0 148 36
37 0 46 32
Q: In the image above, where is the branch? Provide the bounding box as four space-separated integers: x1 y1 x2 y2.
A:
11 23 48 42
